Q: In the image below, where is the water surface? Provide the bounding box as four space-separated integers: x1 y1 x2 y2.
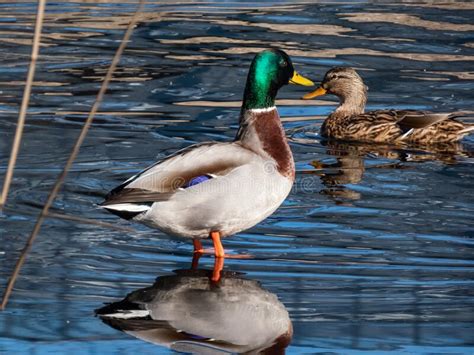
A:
1 1 474 353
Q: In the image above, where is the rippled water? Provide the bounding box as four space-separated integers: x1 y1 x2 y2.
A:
1 1 474 353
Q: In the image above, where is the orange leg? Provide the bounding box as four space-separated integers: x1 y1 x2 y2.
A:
193 239 204 254
212 257 224 282
191 252 201 270
210 231 225 282
210 231 225 258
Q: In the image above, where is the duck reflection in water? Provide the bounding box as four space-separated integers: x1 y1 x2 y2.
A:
95 257 292 354
310 140 473 203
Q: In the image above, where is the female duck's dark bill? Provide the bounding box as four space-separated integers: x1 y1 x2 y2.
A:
289 71 314 86
302 86 327 99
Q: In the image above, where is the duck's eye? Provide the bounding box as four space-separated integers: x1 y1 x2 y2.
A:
279 60 288 68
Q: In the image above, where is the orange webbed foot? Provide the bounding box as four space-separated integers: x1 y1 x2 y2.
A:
192 239 204 254
222 253 253 259
191 233 253 279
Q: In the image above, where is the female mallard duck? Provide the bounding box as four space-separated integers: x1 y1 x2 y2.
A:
101 49 313 258
303 67 474 144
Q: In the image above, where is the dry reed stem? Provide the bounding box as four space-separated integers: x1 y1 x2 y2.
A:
0 0 146 310
0 0 46 208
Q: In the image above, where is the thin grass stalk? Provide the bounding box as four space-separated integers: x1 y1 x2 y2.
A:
0 0 146 311
0 0 46 208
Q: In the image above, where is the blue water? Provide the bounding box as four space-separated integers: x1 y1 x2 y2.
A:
1 1 474 353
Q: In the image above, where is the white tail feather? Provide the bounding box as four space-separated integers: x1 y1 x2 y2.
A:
101 310 150 319
101 203 151 213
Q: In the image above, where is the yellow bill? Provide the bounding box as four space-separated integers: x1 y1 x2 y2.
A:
302 86 327 100
289 71 314 86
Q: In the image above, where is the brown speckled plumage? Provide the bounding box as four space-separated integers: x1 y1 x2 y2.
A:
308 67 474 144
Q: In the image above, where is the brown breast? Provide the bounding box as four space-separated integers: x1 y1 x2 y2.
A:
252 109 295 179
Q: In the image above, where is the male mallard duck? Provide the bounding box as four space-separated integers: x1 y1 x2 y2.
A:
101 49 313 258
96 268 292 353
303 67 474 144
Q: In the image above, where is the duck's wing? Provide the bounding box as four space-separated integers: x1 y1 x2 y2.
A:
101 142 256 216
350 110 459 128
342 110 464 141
102 188 175 205
393 110 460 130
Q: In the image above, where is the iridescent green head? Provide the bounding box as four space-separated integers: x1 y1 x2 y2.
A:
242 49 314 110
